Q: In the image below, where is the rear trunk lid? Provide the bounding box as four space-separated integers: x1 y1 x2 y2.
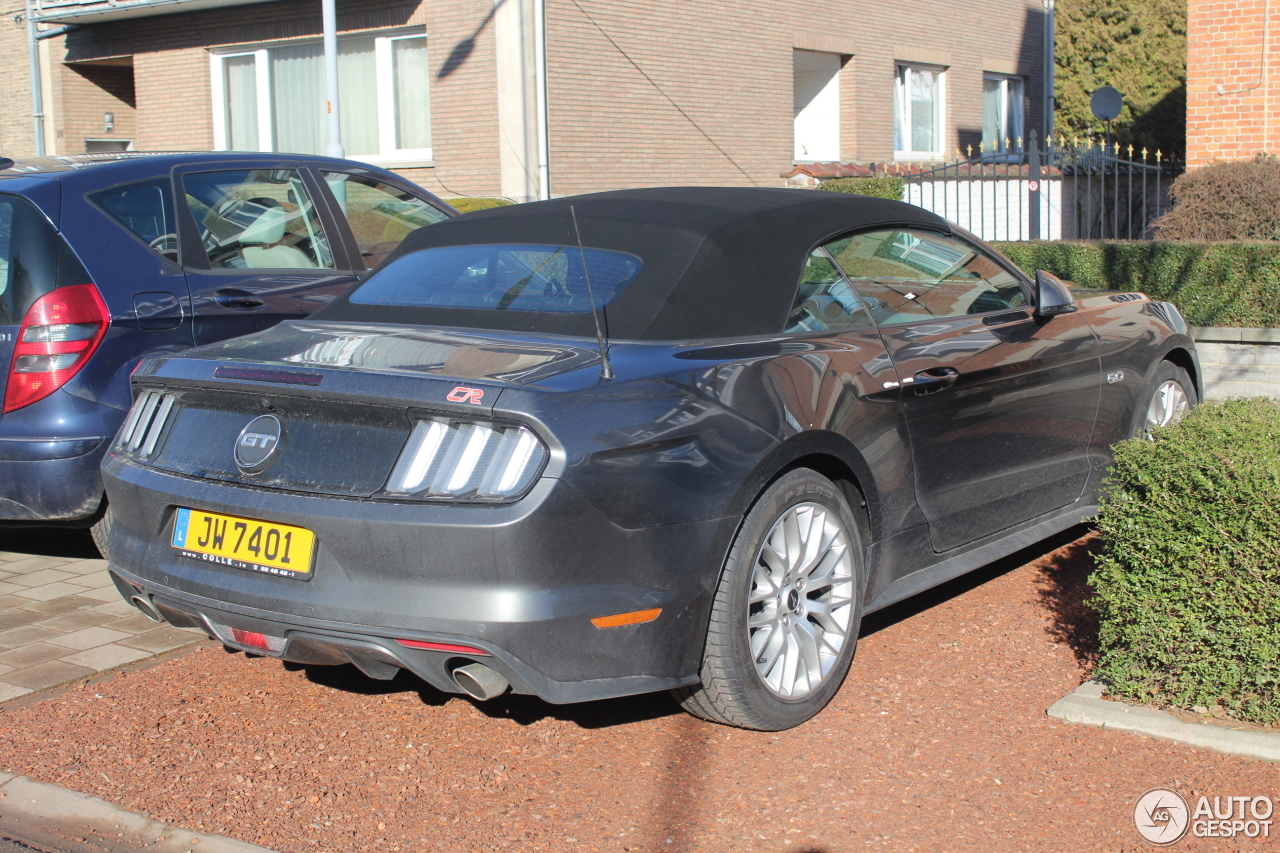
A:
116 321 601 497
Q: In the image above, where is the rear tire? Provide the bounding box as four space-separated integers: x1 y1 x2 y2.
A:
675 468 864 731
90 501 112 560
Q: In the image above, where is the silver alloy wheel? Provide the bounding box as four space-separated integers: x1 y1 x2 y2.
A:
748 501 856 699
1145 379 1190 434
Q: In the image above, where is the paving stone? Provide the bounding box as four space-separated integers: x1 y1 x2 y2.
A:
91 600 139 618
0 609 46 633
66 572 115 590
2 660 95 691
21 595 103 616
47 626 132 651
104 613 168 634
11 582 96 602
4 568 77 588
0 595 29 611
0 581 24 597
0 682 33 702
59 643 151 672
52 559 110 576
0 624 60 650
34 610 117 632
0 642 73 669
119 626 204 654
72 586 124 603
0 662 12 677
0 557 70 575
0 570 13 581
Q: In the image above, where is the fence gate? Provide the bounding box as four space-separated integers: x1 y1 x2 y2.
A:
900 130 1174 242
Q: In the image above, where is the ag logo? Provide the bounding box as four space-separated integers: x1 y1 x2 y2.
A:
235 415 284 472
1134 788 1190 845
447 386 485 405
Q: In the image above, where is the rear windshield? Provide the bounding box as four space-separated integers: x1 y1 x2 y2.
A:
0 194 64 325
348 243 643 313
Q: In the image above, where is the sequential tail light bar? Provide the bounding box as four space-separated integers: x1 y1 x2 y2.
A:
386 418 548 502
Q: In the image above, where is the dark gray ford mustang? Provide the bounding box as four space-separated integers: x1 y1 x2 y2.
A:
102 187 1198 730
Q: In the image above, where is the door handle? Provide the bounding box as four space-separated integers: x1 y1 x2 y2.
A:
911 367 960 393
214 289 265 309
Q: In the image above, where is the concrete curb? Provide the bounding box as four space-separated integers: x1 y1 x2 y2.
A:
0 772 275 853
1048 681 1280 763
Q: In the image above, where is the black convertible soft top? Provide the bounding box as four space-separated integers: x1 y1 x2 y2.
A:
314 187 953 340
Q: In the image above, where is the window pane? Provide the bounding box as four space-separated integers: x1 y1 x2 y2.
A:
339 37 380 156
893 67 906 151
322 171 449 268
1006 78 1025 151
349 244 642 313
181 169 335 270
89 178 179 263
393 37 431 150
271 43 325 155
224 55 259 151
909 68 937 153
786 248 873 333
828 230 1027 325
982 78 1003 153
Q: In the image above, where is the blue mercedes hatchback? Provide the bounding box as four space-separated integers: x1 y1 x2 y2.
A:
0 152 454 549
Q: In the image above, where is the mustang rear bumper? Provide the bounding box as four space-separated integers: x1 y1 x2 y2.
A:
102 452 733 703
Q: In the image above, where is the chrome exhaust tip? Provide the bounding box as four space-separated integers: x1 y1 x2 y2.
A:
451 662 509 701
130 595 163 623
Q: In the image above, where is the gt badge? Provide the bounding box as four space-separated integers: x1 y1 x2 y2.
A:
447 386 485 405
235 415 284 472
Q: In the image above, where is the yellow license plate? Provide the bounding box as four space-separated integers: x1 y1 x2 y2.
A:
171 508 315 580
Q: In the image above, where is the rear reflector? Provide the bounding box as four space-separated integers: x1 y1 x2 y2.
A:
591 608 662 629
208 620 285 653
396 638 491 656
4 284 110 413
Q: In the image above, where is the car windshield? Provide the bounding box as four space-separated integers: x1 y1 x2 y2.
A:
348 243 643 314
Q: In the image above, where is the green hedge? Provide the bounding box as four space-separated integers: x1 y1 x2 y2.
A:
817 177 905 201
1090 398 1280 722
448 197 514 214
991 240 1280 328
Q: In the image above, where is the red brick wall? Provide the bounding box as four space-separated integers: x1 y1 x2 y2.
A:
1186 0 1280 166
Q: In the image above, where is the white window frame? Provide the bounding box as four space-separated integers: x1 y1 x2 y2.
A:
209 30 431 163
893 63 946 161
982 73 1025 154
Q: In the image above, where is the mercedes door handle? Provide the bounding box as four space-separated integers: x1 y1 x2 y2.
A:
911 367 960 393
214 289 265 309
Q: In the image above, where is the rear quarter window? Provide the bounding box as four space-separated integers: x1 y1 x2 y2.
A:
0 195 66 325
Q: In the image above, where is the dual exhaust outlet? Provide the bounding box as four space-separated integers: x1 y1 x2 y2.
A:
129 592 508 701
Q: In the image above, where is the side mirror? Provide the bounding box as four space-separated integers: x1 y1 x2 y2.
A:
1034 270 1078 318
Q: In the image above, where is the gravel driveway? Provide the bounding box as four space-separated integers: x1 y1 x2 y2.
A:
0 528 1274 852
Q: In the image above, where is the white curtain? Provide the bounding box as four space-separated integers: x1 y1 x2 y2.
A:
893 67 907 152
271 43 326 155
339 37 380 156
1007 78 1025 151
224 55 259 151
393 37 431 150
909 68 937 154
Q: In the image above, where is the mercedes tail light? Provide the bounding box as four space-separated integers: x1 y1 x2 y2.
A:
4 284 110 413
386 418 548 502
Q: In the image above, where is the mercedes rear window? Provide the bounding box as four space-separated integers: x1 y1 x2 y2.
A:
0 194 65 325
348 243 643 313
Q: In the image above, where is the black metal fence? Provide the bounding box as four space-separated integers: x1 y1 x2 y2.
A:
898 130 1176 242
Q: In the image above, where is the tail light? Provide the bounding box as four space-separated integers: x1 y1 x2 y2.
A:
4 284 110 413
386 417 548 502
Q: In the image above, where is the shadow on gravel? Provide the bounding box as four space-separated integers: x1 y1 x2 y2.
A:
1031 532 1102 669
859 523 1094 639
287 658 682 728
0 528 99 560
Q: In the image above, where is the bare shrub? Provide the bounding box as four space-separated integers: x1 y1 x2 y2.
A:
1154 155 1280 241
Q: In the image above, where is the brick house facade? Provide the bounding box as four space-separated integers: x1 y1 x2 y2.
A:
5 0 1048 199
1186 0 1280 167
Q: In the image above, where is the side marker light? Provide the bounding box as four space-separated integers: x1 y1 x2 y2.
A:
591 608 662 629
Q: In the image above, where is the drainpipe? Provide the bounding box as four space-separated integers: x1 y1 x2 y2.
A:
322 0 343 157
25 0 45 156
533 0 549 199
1044 0 1056 140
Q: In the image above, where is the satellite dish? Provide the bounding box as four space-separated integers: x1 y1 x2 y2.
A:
1091 87 1123 122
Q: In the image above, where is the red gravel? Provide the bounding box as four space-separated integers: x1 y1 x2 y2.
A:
1 528 1276 853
